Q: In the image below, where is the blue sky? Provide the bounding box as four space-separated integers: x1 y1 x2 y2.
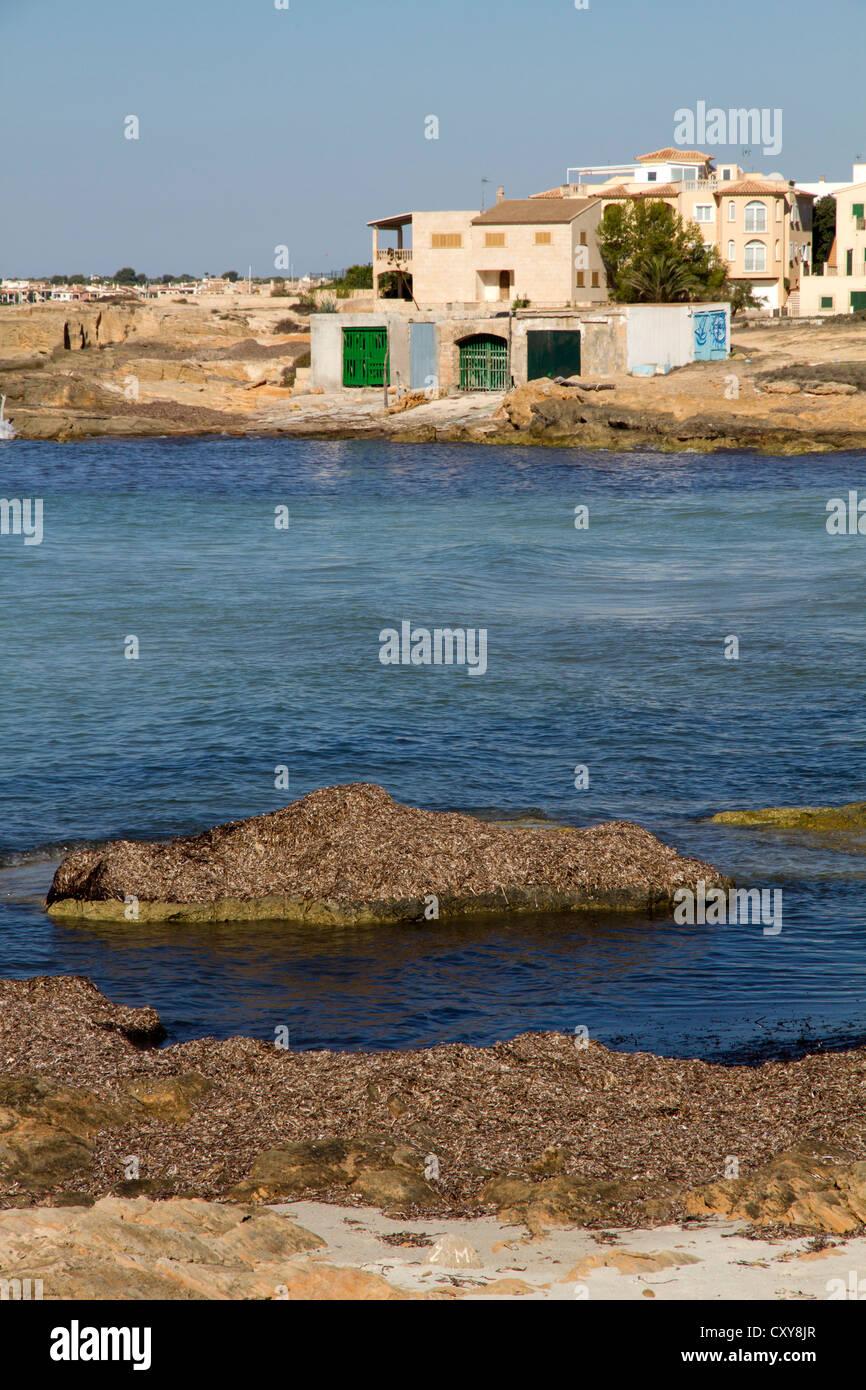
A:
2 0 864 277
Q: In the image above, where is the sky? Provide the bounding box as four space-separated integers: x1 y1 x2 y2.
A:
2 0 865 278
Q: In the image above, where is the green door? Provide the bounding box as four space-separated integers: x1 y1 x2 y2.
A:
526 330 582 380
342 327 390 387
458 334 508 390
851 292 866 312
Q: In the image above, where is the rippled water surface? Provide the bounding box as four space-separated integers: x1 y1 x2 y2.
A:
1 436 865 1059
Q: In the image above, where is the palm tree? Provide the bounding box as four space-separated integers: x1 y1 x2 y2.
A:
619 251 704 303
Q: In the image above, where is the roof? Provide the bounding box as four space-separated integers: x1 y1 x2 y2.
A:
601 185 680 199
636 148 712 164
472 197 596 225
366 213 413 229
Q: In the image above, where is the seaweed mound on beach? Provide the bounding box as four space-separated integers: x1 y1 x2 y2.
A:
46 782 726 923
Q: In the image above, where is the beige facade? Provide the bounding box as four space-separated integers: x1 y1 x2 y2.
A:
369 195 606 310
798 169 866 315
555 148 813 311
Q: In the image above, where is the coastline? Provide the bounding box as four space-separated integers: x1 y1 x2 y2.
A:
2 301 865 453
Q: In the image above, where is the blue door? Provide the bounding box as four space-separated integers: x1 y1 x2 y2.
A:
410 322 437 391
694 310 728 361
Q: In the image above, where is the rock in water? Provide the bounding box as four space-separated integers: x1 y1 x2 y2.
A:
46 782 727 924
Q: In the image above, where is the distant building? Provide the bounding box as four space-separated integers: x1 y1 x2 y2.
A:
562 148 813 313
798 163 866 315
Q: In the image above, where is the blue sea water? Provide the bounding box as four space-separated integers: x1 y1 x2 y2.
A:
1 435 866 1060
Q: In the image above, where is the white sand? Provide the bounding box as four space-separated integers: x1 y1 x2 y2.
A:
273 1200 866 1300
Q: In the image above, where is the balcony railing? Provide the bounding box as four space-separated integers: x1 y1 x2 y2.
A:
376 249 413 263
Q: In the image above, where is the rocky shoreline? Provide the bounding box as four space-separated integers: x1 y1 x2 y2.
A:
2 303 865 453
2 975 865 1239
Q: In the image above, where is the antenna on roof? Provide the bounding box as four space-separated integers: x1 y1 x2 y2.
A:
481 178 491 211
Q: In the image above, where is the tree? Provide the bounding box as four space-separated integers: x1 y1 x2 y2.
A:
598 200 728 302
725 282 763 316
112 267 138 285
341 263 373 289
812 195 836 275
222 270 239 282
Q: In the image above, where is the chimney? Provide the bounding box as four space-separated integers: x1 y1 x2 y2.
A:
496 185 505 204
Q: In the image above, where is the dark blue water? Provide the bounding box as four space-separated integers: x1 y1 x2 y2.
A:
2 435 866 1060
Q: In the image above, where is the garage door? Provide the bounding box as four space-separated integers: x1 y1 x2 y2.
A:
851 293 866 313
526 330 582 381
458 334 508 391
342 327 390 387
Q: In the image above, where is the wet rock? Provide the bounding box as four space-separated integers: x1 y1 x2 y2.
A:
712 801 866 830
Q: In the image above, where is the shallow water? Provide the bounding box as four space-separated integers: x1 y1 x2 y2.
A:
1 436 865 1059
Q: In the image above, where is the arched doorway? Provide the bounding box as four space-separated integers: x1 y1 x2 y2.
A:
458 333 508 391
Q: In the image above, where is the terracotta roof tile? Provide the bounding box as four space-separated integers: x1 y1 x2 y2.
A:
472 197 596 225
636 148 712 163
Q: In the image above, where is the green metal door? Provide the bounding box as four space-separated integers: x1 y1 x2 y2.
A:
526 330 582 380
851 292 866 312
342 327 390 387
458 334 508 391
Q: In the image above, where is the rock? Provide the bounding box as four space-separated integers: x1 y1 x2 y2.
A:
502 379 582 429
46 782 727 924
0 1195 363 1300
559 1249 702 1279
758 381 801 394
803 382 858 396
122 1073 214 1123
0 1075 129 1192
230 1137 439 1212
480 1174 679 1233
426 1234 483 1268
711 801 866 831
685 1144 866 1233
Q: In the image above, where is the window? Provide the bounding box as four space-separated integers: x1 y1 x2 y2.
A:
579 230 587 245
591 271 599 287
534 231 551 245
484 232 505 247
820 296 834 309
722 169 732 181
647 171 657 182
728 201 736 222
694 204 713 223
853 203 865 219
576 271 585 287
847 249 854 275
775 240 781 261
728 240 736 261
432 233 462 248
744 240 766 272
744 201 767 232
672 165 698 181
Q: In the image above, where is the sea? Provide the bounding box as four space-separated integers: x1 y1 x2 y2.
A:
1 435 865 1062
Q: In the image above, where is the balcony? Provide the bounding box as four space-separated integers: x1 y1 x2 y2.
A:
376 248 413 265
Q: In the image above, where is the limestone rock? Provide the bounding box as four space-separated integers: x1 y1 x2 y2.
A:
502 379 582 429
426 1234 484 1268
230 1137 439 1213
685 1144 866 1233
